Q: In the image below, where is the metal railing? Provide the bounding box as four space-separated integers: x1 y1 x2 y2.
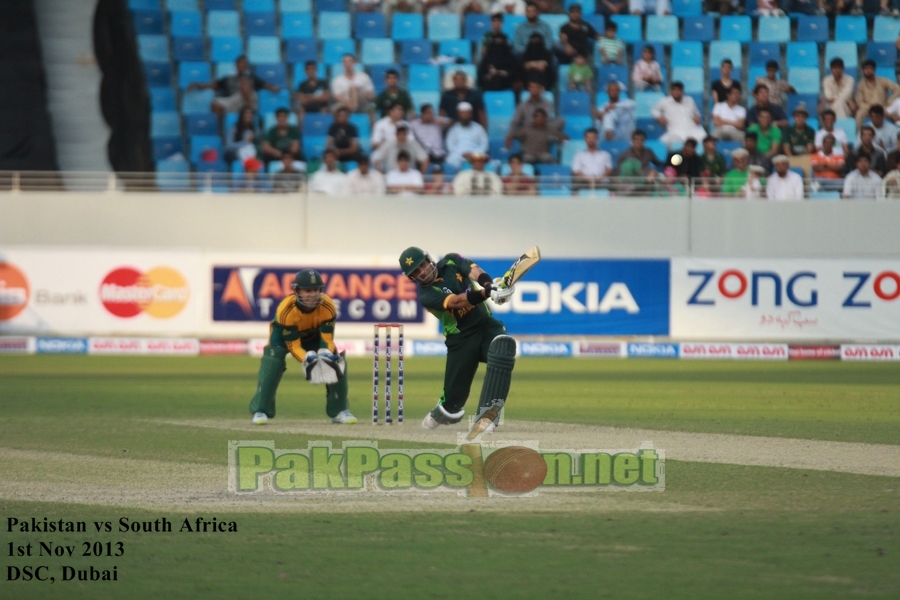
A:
1 170 898 199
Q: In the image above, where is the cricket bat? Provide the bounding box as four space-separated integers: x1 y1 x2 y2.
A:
498 246 541 290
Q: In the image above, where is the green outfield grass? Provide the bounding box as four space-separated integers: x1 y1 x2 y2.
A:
1 356 899 599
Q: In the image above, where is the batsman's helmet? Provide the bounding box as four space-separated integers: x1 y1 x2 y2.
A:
399 247 438 284
291 269 325 310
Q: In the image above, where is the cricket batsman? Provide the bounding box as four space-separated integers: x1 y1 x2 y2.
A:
248 269 358 425
398 247 517 431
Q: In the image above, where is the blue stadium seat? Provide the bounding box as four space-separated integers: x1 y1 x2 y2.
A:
487 116 508 140
634 91 664 119
610 15 641 43
484 91 516 118
825 41 859 69
401 39 433 65
133 10 164 35
835 16 867 44
836 117 856 140
542 14 568 33
216 61 237 77
559 140 584 167
673 66 703 94
211 37 243 62
206 10 240 37
170 10 201 36
635 118 664 140
356 13 387 39
316 0 346 11
464 14 490 42
392 13 424 40
138 35 169 62
155 160 191 190
757 16 789 43
259 89 290 113
439 40 472 61
787 42 819 69
410 91 440 112
646 15 678 43
873 15 900 42
868 42 897 68
597 65 628 89
709 41 742 69
256 63 286 86
129 0 161 9
190 135 223 164
719 16 751 42
671 42 703 67
143 62 171 87
584 14 604 36
787 94 818 116
796 15 829 42
303 113 331 137
304 135 328 159
246 12 277 36
282 13 313 37
671 0 702 15
348 113 371 138
501 15 526 40
428 14 460 41
319 12 351 39
285 38 317 64
186 113 218 136
243 0 274 10
248 36 281 63
205 0 236 8
178 61 210 88
151 111 181 138
749 42 780 67
601 140 629 161
789 68 821 94
718 141 741 167
560 92 592 116
563 116 592 139
150 87 176 110
408 64 440 91
877 66 895 80
361 39 395 65
166 0 198 10
746 66 766 92
173 37 204 61
368 64 401 93
323 39 356 64
682 16 714 42
537 165 571 196
280 0 312 11
490 139 520 164
181 89 214 114
153 138 183 162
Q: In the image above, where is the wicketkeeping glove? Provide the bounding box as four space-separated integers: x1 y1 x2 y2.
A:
302 351 318 381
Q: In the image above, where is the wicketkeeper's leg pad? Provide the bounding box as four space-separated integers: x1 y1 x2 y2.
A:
325 353 349 418
249 345 288 418
476 335 517 418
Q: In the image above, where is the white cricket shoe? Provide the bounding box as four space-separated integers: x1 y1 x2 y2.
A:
252 412 268 425
331 410 358 424
422 413 440 429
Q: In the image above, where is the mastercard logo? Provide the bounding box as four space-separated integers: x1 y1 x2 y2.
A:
99 267 190 319
0 262 30 321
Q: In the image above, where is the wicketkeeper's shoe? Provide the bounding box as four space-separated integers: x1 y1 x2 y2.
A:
331 410 358 424
252 412 268 425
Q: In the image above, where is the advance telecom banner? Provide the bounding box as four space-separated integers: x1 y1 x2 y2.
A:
473 258 670 335
671 258 900 340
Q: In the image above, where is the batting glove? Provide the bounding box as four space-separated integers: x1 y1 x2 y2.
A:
490 284 515 305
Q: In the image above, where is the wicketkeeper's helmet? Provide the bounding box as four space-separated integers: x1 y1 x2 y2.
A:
291 269 325 309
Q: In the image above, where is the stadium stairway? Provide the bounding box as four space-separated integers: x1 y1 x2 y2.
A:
35 0 111 175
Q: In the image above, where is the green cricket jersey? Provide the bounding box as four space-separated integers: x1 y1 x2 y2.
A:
417 253 491 336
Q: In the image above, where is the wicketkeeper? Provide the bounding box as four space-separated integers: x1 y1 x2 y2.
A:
398 247 516 431
248 269 357 425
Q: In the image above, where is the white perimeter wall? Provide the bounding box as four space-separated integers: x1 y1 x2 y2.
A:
3 192 900 258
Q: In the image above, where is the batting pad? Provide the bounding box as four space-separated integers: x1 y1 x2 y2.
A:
477 335 517 416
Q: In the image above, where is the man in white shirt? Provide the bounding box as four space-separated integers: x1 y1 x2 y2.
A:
385 151 425 194
815 109 851 156
409 104 450 162
766 155 805 201
372 104 406 150
857 104 899 154
572 128 613 190
711 86 747 142
652 81 707 147
372 124 430 173
821 57 856 120
346 155 386 195
593 81 636 142
453 152 503 195
308 149 348 194
843 154 884 199
445 102 490 168
330 54 375 113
